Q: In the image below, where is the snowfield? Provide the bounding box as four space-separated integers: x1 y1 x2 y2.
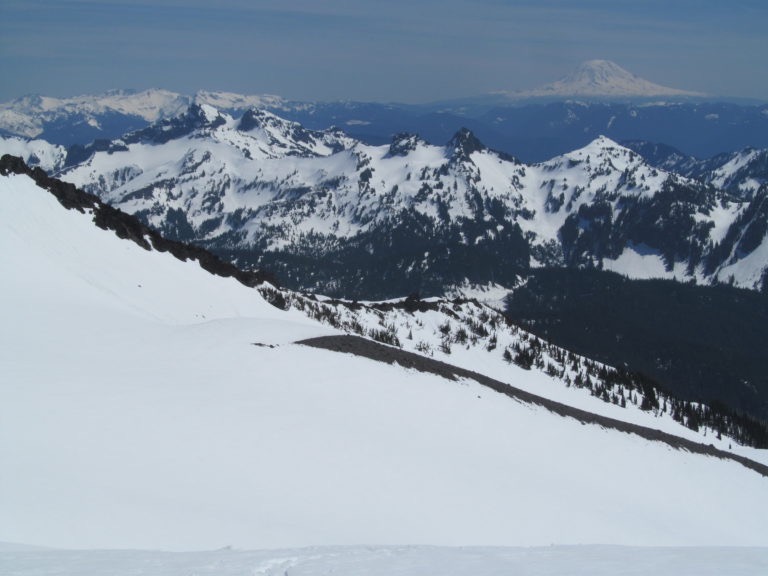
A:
1 171 768 554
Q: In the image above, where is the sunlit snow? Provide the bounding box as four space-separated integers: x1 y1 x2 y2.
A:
2 172 767 554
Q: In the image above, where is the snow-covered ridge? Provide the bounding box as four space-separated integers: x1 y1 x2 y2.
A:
707 148 768 198
627 140 768 200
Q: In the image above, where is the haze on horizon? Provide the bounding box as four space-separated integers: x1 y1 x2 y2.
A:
1 0 766 103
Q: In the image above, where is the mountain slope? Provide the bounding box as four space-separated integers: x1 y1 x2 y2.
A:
10 154 764 446
2 160 768 551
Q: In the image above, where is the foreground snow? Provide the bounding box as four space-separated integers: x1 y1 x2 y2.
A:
1 172 768 551
2 545 767 576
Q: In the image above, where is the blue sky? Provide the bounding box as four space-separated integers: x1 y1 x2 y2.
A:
1 0 766 102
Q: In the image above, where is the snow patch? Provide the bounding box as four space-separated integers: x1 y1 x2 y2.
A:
603 244 671 279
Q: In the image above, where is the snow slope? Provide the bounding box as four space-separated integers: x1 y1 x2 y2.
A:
1 171 768 551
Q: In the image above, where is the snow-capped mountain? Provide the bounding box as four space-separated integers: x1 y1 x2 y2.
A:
2 156 767 552
3 86 768 164
47 105 768 295
507 60 705 99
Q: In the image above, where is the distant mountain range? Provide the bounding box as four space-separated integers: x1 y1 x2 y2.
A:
5 103 761 297
2 61 766 161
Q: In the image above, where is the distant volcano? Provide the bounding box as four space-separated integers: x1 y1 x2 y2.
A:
509 60 705 99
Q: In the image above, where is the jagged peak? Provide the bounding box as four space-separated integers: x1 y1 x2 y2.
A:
183 103 226 125
385 132 426 157
238 108 299 132
120 103 227 145
448 127 485 157
235 108 355 156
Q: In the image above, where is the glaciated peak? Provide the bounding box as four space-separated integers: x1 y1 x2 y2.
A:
512 60 705 99
566 60 639 87
238 108 295 132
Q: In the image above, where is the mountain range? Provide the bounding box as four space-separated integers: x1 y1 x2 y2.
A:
8 103 764 298
2 61 767 162
6 99 765 421
2 155 767 552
